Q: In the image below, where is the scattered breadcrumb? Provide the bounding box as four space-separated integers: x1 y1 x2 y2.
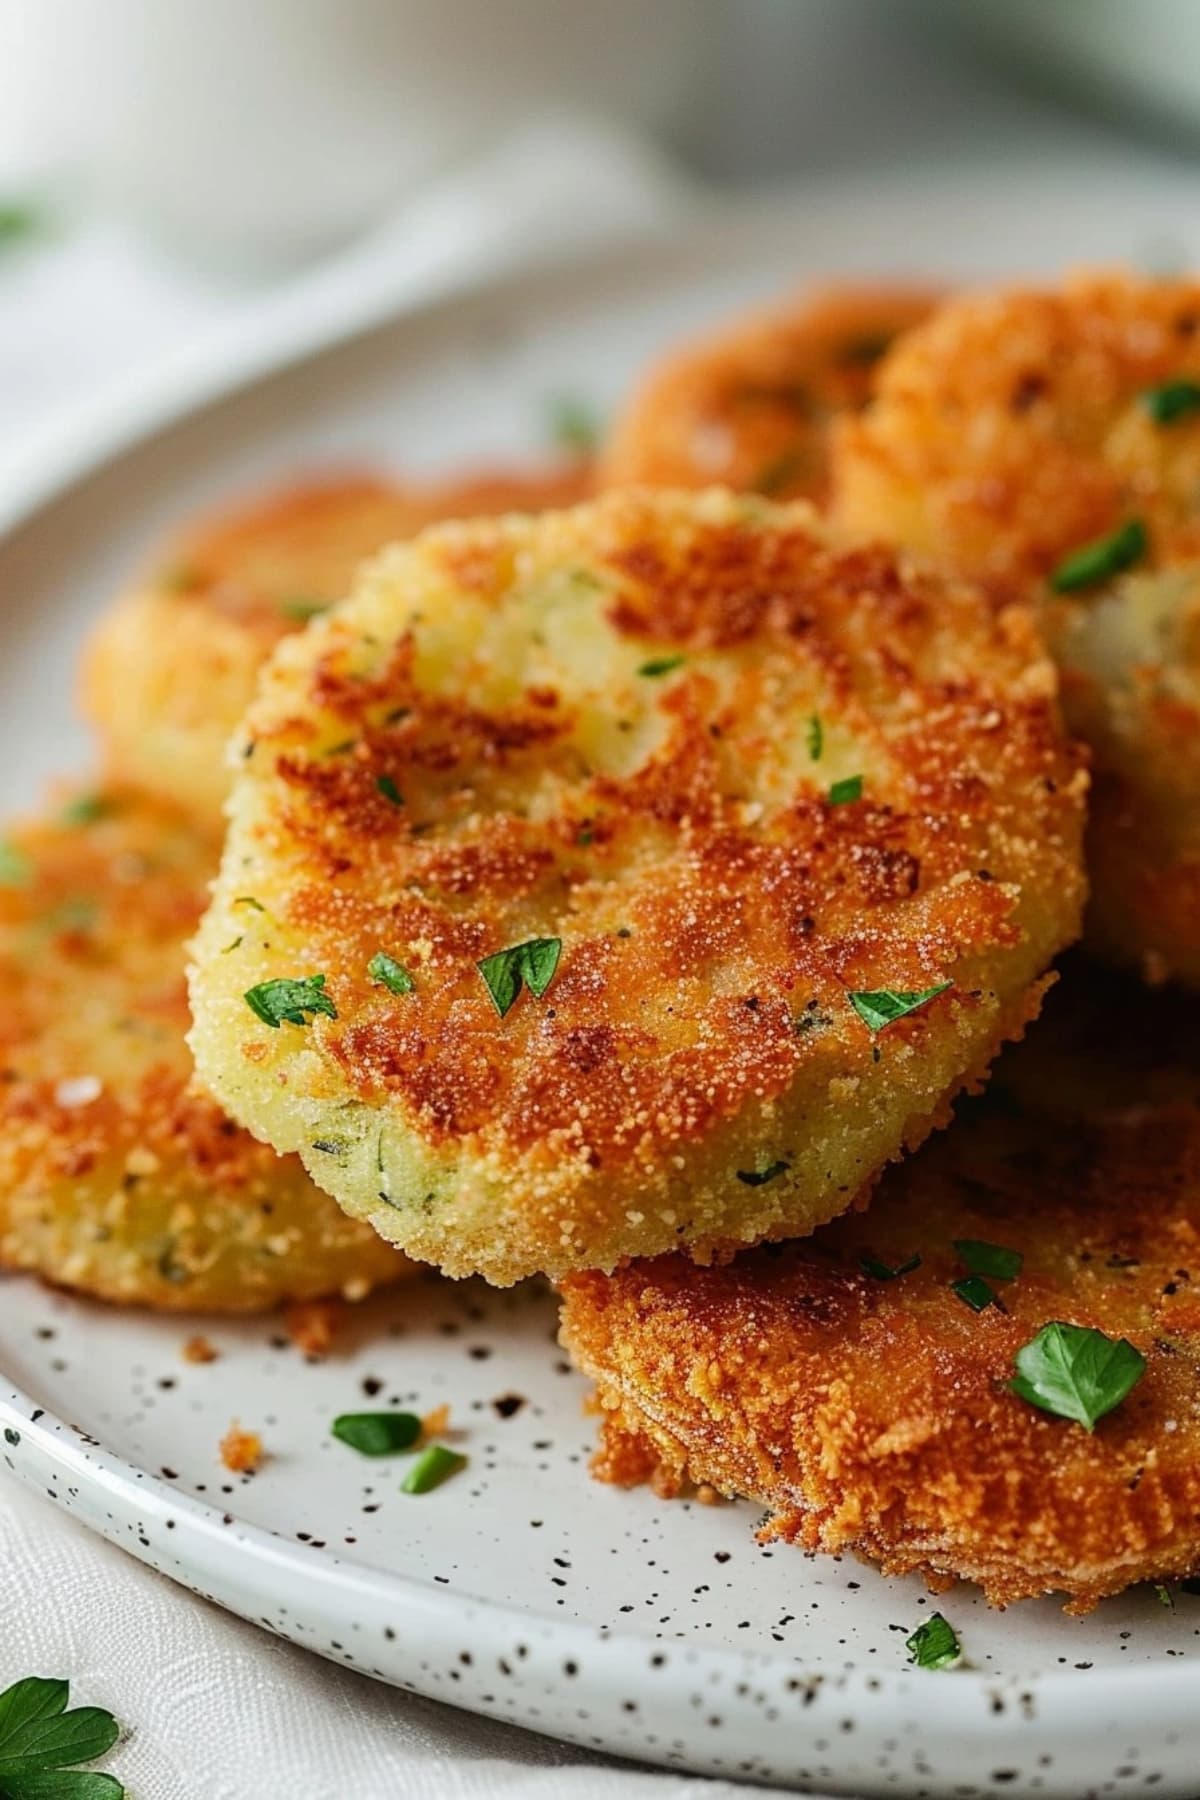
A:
421 1403 451 1438
219 1421 264 1474
182 1334 218 1365
285 1297 344 1357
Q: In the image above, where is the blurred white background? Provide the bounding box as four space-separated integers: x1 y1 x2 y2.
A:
0 0 1196 455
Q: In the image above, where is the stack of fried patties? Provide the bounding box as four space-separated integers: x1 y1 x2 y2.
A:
0 464 587 1314
181 270 1200 1610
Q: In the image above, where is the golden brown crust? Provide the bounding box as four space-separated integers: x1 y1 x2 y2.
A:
561 959 1200 1611
833 271 1200 984
604 285 936 505
82 465 594 823
190 488 1085 1283
0 785 407 1310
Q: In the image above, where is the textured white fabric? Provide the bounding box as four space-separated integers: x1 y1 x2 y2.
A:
0 1473 806 1799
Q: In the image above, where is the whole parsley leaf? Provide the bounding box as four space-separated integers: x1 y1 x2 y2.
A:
1011 1321 1146 1430
848 982 952 1033
905 1613 961 1670
477 937 562 1018
243 974 337 1030
0 1676 122 1798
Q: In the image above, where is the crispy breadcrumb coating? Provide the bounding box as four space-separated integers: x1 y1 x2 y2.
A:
189 487 1085 1284
604 286 935 506
834 271 1200 985
82 466 592 824
561 960 1200 1612
0 785 407 1310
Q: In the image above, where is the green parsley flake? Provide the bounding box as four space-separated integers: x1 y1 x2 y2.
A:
244 974 337 1030
0 202 44 251
279 595 330 622
638 654 685 678
61 793 111 827
859 1250 921 1281
906 1613 961 1670
1050 518 1147 592
332 1412 421 1456
0 1674 124 1796
368 951 415 995
477 937 562 1018
376 774 404 807
953 1238 1023 1282
1143 378 1200 425
848 982 952 1033
1011 1320 1146 1431
402 1443 467 1495
0 839 30 886
1156 1583 1176 1610
735 1159 790 1187
548 394 601 455
233 895 265 913
807 714 823 761
828 774 863 806
952 1273 999 1313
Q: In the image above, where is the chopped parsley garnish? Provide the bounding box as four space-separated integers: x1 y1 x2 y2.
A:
368 951 415 995
735 1159 790 1187
1011 1321 1146 1431
807 714 823 761
952 1273 999 1313
401 1444 467 1495
477 937 562 1018
232 895 265 912
244 974 337 1030
548 394 601 455
905 1613 961 1670
376 774 404 807
279 595 330 622
0 839 30 886
859 1250 922 1281
1156 1583 1176 1609
638 654 685 678
1143 378 1200 424
828 774 863 806
848 982 952 1033
953 1238 1023 1282
0 1674 123 1797
0 202 44 251
1050 518 1147 592
61 793 111 827
332 1412 421 1456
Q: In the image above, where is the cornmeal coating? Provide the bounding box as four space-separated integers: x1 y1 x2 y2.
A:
604 286 935 505
561 960 1200 1611
0 786 407 1310
189 487 1085 1284
835 272 1200 984
82 466 591 823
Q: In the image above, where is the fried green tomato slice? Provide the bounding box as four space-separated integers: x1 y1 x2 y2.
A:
603 285 936 506
81 465 592 826
560 959 1200 1612
834 271 1200 986
0 786 407 1310
188 487 1085 1285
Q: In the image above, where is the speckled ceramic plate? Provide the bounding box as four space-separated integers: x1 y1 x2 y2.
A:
5 170 1200 1799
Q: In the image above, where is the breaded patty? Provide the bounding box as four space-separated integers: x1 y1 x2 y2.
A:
82 466 592 824
561 960 1200 1611
0 786 407 1310
188 487 1086 1285
834 271 1200 985
603 286 935 506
